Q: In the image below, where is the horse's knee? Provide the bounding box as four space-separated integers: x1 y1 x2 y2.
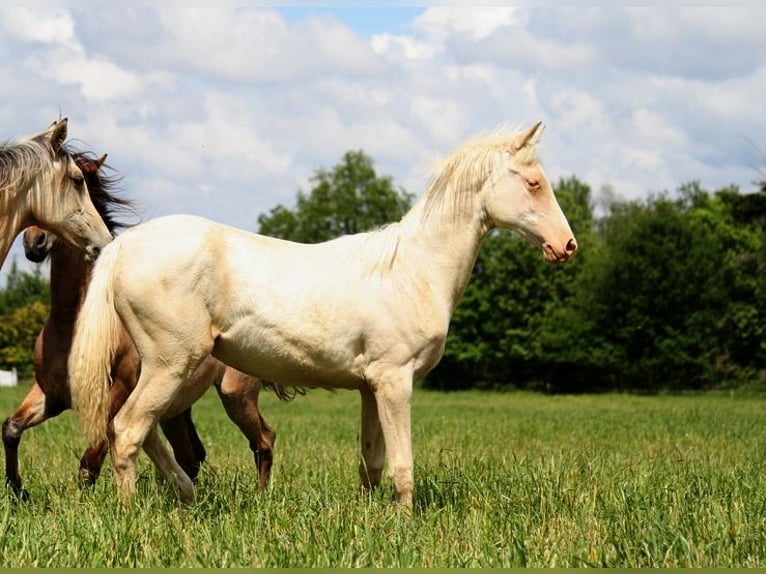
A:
2 417 21 445
263 424 276 449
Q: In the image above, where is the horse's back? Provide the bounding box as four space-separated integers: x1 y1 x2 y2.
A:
106 213 443 388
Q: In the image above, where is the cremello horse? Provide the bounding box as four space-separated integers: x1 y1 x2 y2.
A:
69 122 577 508
0 118 112 264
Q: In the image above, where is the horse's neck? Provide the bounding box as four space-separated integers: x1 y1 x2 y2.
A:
397 192 487 314
48 248 90 326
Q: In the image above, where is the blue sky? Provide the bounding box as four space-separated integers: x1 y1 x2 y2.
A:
1 7 765 282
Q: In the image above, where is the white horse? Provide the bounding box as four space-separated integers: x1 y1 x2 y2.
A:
0 118 112 264
69 122 577 508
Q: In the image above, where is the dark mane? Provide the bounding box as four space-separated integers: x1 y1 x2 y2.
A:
67 147 139 234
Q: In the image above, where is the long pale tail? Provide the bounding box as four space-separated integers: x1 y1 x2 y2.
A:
68 242 123 446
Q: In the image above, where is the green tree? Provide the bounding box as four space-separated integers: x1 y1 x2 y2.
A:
0 259 49 314
542 183 764 392
0 259 50 376
257 150 414 243
0 300 48 377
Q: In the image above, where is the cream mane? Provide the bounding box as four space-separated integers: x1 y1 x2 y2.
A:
353 127 542 277
0 136 53 207
423 128 540 219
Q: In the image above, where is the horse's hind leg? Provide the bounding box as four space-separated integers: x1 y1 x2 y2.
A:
79 441 109 486
2 382 64 500
160 408 207 482
215 368 276 487
110 367 195 503
141 426 195 503
359 386 386 492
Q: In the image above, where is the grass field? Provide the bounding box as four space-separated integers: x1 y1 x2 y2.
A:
0 383 764 567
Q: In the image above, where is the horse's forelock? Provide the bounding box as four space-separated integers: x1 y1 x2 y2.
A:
0 137 53 201
423 129 540 219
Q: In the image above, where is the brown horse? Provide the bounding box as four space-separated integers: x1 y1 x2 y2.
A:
2 152 290 500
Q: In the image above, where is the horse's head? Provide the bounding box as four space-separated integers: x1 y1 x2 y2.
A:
23 152 117 264
481 122 577 264
27 118 113 261
23 225 55 263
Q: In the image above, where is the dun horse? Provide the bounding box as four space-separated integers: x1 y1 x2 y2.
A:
3 153 287 500
69 122 577 508
0 118 112 266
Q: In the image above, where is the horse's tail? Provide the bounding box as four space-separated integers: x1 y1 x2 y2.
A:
262 380 306 402
68 242 123 446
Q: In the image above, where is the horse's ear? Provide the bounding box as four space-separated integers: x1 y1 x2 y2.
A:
511 121 544 152
49 117 68 153
81 154 107 174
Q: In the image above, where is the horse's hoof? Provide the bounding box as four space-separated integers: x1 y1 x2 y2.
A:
78 468 99 487
7 485 30 502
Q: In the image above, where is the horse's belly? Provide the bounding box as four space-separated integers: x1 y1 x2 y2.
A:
211 323 366 390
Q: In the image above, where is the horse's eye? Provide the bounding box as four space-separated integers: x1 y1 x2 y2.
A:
525 179 541 191
72 174 85 187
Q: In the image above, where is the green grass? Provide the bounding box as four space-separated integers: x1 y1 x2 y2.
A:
0 384 765 567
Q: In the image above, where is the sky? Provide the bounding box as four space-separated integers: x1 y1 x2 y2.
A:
1 6 765 282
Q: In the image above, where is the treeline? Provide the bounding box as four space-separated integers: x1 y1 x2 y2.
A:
430 178 766 392
1 150 764 392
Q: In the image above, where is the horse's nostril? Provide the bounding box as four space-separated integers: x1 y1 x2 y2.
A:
566 238 577 254
36 234 47 247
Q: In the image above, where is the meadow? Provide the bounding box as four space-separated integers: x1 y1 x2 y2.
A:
0 384 764 567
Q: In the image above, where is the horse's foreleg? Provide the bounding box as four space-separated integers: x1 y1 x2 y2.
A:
159 408 206 482
216 368 275 487
2 382 62 500
359 386 385 491
371 373 414 510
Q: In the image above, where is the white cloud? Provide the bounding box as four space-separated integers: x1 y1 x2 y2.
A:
147 8 382 84
1 4 765 274
46 55 145 102
0 7 76 45
414 7 517 42
370 33 437 61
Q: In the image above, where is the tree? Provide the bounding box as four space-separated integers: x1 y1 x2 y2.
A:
0 300 48 377
540 183 765 392
0 259 50 377
0 259 49 314
257 150 414 243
